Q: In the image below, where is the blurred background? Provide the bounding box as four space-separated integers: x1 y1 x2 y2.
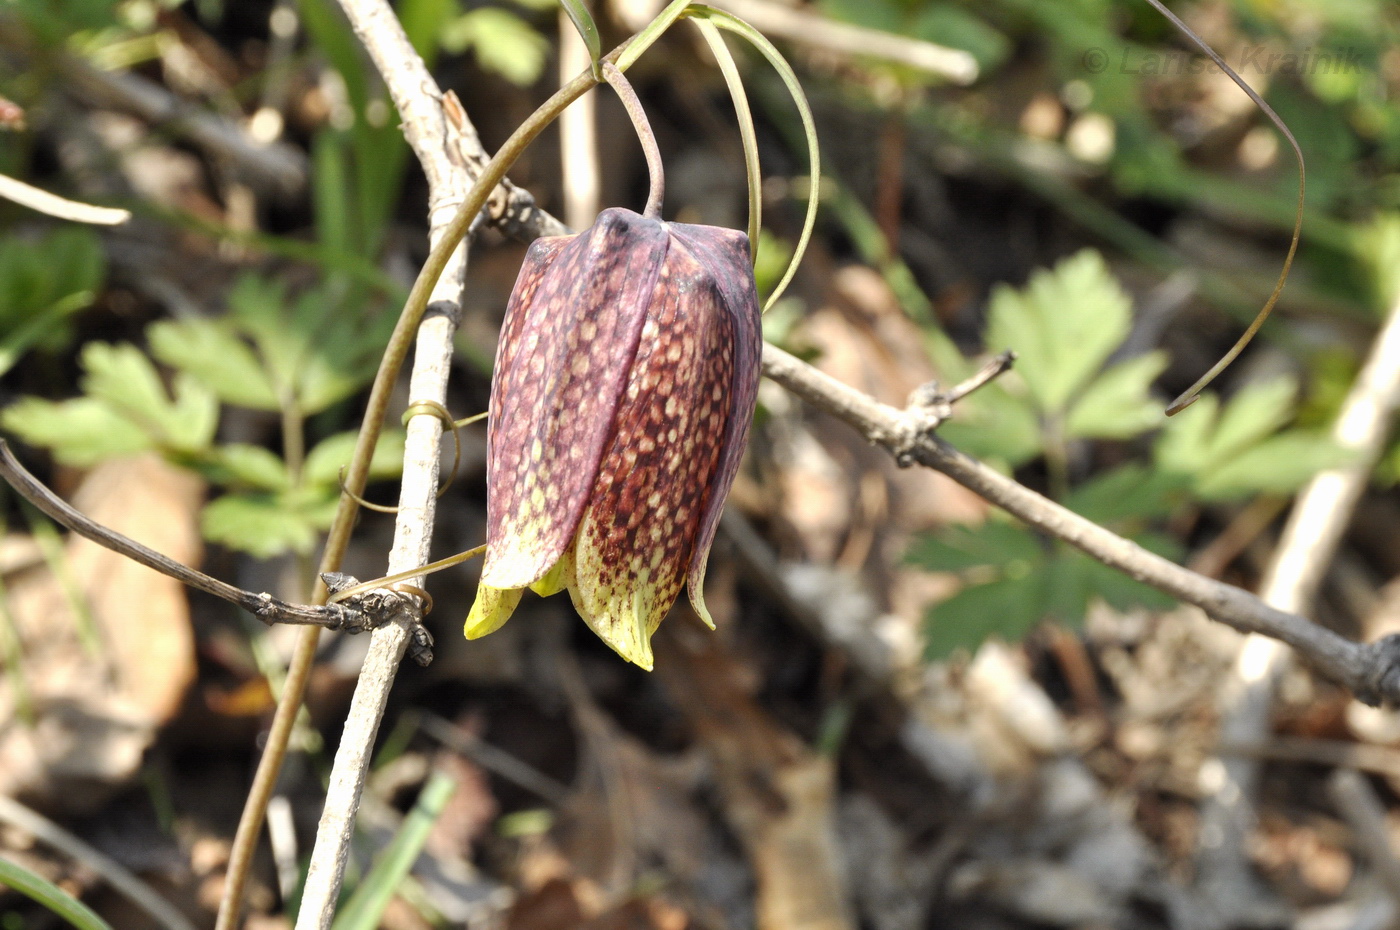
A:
2 0 1400 926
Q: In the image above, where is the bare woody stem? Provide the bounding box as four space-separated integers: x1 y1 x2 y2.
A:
759 342 1400 708
602 62 665 219
0 441 362 632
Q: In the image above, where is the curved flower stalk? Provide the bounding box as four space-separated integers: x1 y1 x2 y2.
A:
466 207 762 668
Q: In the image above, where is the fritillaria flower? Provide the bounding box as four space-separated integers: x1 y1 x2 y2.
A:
464 207 762 669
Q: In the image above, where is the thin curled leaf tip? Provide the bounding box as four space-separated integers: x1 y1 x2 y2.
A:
1140 0 1305 415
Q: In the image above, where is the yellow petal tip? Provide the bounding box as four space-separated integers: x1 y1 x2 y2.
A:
464 584 523 640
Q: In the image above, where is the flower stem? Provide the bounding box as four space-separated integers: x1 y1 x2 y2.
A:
223 21 684 930
602 62 665 220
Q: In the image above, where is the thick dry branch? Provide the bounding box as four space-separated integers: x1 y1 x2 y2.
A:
760 342 1400 707
296 0 476 925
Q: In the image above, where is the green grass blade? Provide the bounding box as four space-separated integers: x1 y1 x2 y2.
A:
0 856 114 930
691 18 761 254
558 0 603 77
688 6 819 310
330 772 456 930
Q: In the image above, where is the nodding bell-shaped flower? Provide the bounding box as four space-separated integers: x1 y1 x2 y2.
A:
464 207 763 670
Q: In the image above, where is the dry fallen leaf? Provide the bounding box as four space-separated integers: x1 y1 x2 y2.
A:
0 455 201 810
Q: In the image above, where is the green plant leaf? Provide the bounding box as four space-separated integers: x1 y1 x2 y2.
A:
1067 545 1178 614
0 222 104 351
1155 377 1341 501
924 573 1045 659
198 444 293 491
1061 464 1185 525
1064 351 1168 440
148 319 281 411
909 5 1008 71
77 342 171 432
0 290 98 377
0 398 152 466
0 856 114 930
202 493 319 558
442 8 549 86
1354 211 1400 312
398 0 457 66
313 131 356 262
985 249 1133 415
303 429 406 488
906 518 1043 573
165 373 221 453
226 276 391 415
1195 432 1349 500
1206 378 1298 463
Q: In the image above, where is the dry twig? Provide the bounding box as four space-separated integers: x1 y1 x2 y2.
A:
0 442 380 635
0 173 130 224
759 342 1400 706
710 0 979 83
1192 289 1400 923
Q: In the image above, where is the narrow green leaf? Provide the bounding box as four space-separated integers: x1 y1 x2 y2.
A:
688 6 819 310
313 132 355 261
556 0 602 77
332 772 457 930
691 18 761 253
0 290 96 377
617 0 692 71
0 856 114 930
298 0 370 112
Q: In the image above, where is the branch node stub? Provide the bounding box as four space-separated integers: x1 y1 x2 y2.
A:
319 572 433 663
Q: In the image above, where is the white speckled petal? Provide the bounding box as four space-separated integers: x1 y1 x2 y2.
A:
480 209 670 590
